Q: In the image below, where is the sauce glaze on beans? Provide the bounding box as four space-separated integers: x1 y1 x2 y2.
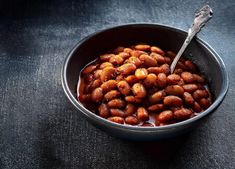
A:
78 44 212 127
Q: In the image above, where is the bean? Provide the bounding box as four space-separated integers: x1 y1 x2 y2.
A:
125 75 139 85
163 96 183 107
90 79 102 90
110 109 125 117
132 83 147 98
144 73 157 87
137 107 149 121
130 50 146 57
104 90 121 101
167 74 181 85
139 54 157 67
157 73 167 88
84 74 94 83
193 90 209 100
100 67 116 82
116 75 124 82
166 51 176 59
164 57 172 64
118 52 130 60
79 94 91 102
150 52 165 64
125 96 142 103
107 99 125 108
193 74 205 83
98 104 110 118
125 104 136 116
117 80 131 95
193 102 202 112
109 55 124 65
149 90 166 103
91 88 103 102
182 84 198 93
147 67 162 74
123 48 132 53
161 64 170 74
94 69 102 79
100 80 117 92
82 64 97 75
135 44 151 51
100 54 115 62
176 61 187 70
135 68 148 79
181 72 194 83
100 62 113 69
113 46 124 54
127 56 142 67
185 60 197 72
174 68 183 74
125 116 139 125
108 116 124 124
158 110 174 123
165 85 184 96
174 108 192 120
183 92 194 105
150 46 165 55
118 63 136 75
199 98 211 109
148 104 164 112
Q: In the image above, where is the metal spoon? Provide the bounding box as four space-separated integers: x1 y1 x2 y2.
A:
170 5 213 73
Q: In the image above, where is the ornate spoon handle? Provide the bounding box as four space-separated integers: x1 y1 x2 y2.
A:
170 5 213 73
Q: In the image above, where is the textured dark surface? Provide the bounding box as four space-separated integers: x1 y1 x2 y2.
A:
0 0 234 169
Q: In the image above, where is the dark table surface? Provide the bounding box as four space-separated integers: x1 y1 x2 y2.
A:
0 0 234 169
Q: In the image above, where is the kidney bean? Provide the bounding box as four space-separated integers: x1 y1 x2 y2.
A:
84 74 94 83
104 90 121 101
110 109 125 117
100 80 117 92
125 96 142 103
113 46 124 54
107 99 125 108
144 73 157 87
94 69 102 79
91 88 103 102
150 46 165 55
185 60 197 72
132 83 147 98
100 62 113 69
118 52 130 60
148 104 164 112
182 84 198 93
123 48 132 53
90 79 102 91
183 92 194 105
98 104 110 118
116 75 124 82
158 110 174 123
149 90 166 103
174 108 192 120
150 52 165 64
165 85 184 96
137 107 149 121
199 98 211 109
127 56 142 67
166 51 176 59
109 55 124 65
164 57 172 64
82 64 97 75
117 80 131 95
100 67 116 82
135 68 148 79
108 116 124 124
130 50 147 57
157 73 167 88
147 67 162 74
118 63 136 75
125 104 136 116
181 72 194 83
139 54 157 67
174 68 183 74
193 74 205 83
125 75 139 85
161 64 170 74
125 116 139 125
135 44 150 51
100 54 115 62
163 96 183 107
193 89 209 100
167 74 181 85
193 102 202 112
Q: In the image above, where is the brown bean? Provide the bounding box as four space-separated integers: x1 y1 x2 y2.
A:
100 80 117 92
125 116 139 125
163 96 183 107
98 104 110 118
157 73 167 88
183 92 194 105
174 108 192 120
174 68 183 74
148 104 164 112
117 80 131 95
123 48 132 53
149 90 166 103
109 55 124 65
150 46 165 55
185 60 197 72
144 73 157 87
165 85 184 96
82 64 97 75
161 64 170 74
125 104 136 116
110 109 125 117
158 110 174 123
107 99 125 108
118 52 130 60
193 102 202 112
127 56 142 67
147 67 162 74
125 75 139 85
91 88 103 102
100 62 113 69
199 98 211 109
167 74 181 85
137 107 149 121
182 84 198 93
79 94 91 102
150 53 165 64
164 57 172 64
166 51 176 59
116 75 124 82
104 90 121 101
130 50 146 57
135 44 150 51
113 46 124 54
139 54 157 67
84 74 94 83
118 63 136 75
181 72 194 83
132 83 147 98
90 79 102 90
193 74 205 83
100 54 115 62
125 96 142 103
100 67 116 82
135 68 148 79
94 69 102 79
193 90 209 100
108 116 124 124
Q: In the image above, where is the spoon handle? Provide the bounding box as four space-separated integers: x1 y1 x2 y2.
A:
170 5 213 73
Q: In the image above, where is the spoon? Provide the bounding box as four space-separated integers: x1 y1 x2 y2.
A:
170 5 213 73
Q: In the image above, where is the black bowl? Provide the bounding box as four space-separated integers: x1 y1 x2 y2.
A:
61 24 228 141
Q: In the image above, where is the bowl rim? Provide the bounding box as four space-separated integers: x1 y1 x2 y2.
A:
61 23 229 132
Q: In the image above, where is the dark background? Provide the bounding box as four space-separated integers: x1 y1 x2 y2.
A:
0 0 234 169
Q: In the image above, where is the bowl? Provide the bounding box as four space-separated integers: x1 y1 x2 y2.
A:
61 24 228 141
